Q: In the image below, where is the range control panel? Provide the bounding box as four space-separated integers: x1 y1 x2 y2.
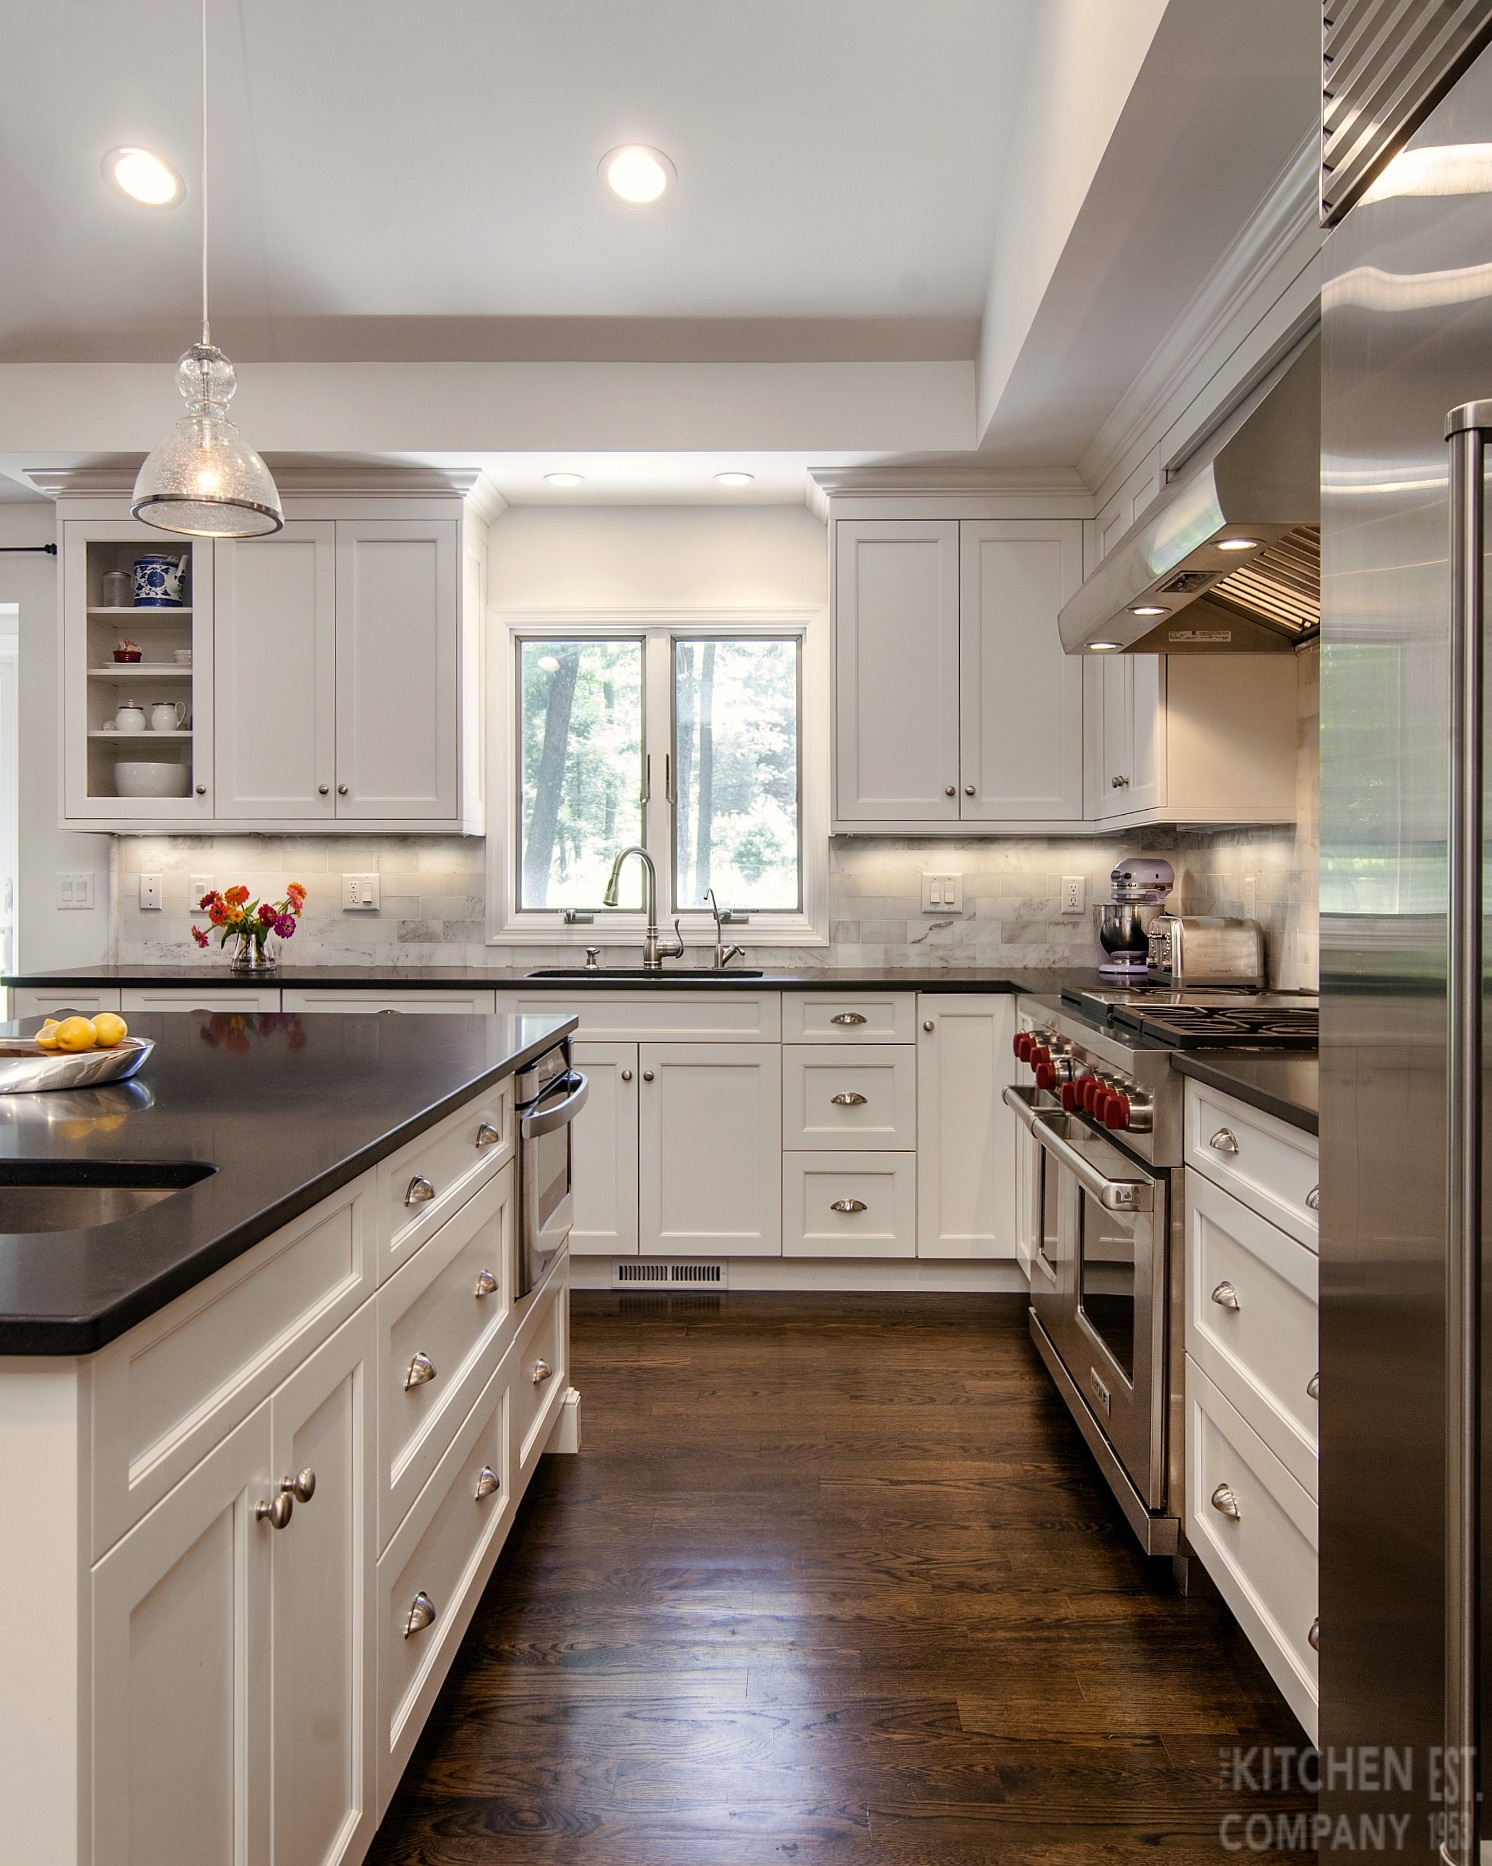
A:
1012 1027 1155 1134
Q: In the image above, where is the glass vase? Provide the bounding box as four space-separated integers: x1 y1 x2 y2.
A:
230 931 277 974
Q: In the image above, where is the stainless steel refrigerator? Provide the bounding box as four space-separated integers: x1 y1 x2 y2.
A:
1321 31 1492 1860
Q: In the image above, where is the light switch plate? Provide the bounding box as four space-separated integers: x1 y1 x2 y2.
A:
1061 875 1086 916
920 872 964 913
138 874 162 912
342 873 380 911
1243 875 1257 921
56 872 94 910
190 874 213 906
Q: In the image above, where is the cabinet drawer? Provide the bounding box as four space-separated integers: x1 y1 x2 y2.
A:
91 1185 370 1559
1187 1172 1318 1493
1187 1359 1317 1740
1184 1081 1318 1249
376 1355 512 1811
119 987 281 1013
500 990 780 1043
12 986 122 1020
377 1162 515 1549
379 1083 512 1277
783 1152 916 1258
783 1044 916 1150
512 1269 569 1477
781 993 915 1043
281 989 498 1015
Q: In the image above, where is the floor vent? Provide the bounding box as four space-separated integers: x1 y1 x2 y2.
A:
670 1262 724 1285
611 1261 728 1289
615 1262 672 1285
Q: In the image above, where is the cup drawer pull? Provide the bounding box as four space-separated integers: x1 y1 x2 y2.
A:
1306 1185 1320 1211
830 1198 868 1215
473 1269 499 1299
1210 1482 1242 1521
1308 1617 1320 1652
1210 1281 1241 1312
404 1592 437 1638
1208 1129 1240 1156
404 1175 436 1207
532 1359 554 1384
404 1352 437 1390
830 1012 867 1026
474 1465 501 1500
830 1091 868 1107
1307 1372 1320 1401
475 1122 502 1149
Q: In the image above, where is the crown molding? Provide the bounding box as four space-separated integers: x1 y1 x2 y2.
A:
1078 129 1321 501
808 462 1088 497
29 458 502 507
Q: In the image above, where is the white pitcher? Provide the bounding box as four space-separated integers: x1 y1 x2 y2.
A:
148 701 188 732
112 703 146 734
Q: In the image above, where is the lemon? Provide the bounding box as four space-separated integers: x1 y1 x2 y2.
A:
54 1016 98 1054
34 1019 60 1051
92 1012 129 1049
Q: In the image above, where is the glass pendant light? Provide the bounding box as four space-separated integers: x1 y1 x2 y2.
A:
131 0 281 538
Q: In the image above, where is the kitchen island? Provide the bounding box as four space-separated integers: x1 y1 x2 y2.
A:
0 1006 580 1866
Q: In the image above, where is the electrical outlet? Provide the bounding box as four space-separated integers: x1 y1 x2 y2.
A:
1061 875 1086 916
920 872 964 913
138 874 162 912
190 874 213 907
1244 874 1257 921
56 872 94 910
342 873 380 911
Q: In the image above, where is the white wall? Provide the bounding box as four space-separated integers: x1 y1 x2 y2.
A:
0 504 111 971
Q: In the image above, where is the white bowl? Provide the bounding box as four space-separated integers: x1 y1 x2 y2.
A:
114 761 190 799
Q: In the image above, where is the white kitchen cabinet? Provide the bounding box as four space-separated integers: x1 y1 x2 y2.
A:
335 520 459 821
92 1403 273 1866
12 986 122 1019
215 522 338 821
281 989 498 1016
570 1040 641 1257
959 519 1084 822
833 519 961 825
916 994 1017 1259
120 986 283 1013
1086 654 1166 819
638 1042 782 1256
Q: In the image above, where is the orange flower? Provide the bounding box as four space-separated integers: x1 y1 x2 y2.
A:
224 885 250 906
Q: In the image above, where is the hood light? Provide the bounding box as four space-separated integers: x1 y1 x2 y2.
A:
1217 536 1262 551
1088 641 1122 652
1129 604 1167 617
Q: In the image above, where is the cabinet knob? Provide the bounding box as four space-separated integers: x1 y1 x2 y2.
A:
1307 1371 1320 1401
532 1359 554 1384
317 784 330 796
1308 1617 1320 1652
473 1269 499 1299
964 784 975 796
621 1068 633 1082
475 1122 502 1149
830 1090 868 1107
404 1174 436 1207
474 1465 501 1501
923 1019 935 1033
195 784 207 795
255 1491 294 1530
1210 1482 1241 1521
404 1592 437 1638
1111 775 1130 788
1306 1185 1320 1211
404 1351 437 1390
337 784 349 796
1208 1128 1239 1156
642 1069 654 1082
945 785 956 797
1210 1280 1241 1312
280 1467 316 1504
830 1198 868 1214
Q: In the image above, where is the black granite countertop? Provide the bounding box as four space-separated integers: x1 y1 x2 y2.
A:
5 962 1104 996
0 1008 576 1356
1171 1051 1319 1136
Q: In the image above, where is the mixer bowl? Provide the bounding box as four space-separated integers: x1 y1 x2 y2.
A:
1098 903 1150 973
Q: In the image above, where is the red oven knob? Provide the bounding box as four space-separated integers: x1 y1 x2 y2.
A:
1030 1045 1051 1069
1081 1077 1102 1114
1012 1032 1027 1059
1034 1063 1057 1091
1015 1032 1033 1062
1060 1080 1083 1112
1104 1092 1131 1131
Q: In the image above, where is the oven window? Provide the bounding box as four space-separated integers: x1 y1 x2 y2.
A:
1078 1193 1138 1379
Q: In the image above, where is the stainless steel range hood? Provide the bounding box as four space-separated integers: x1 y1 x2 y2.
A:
1059 336 1319 654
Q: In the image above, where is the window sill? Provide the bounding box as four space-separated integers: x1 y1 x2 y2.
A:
484 915 828 951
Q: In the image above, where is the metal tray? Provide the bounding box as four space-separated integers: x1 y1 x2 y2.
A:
0 1037 154 1094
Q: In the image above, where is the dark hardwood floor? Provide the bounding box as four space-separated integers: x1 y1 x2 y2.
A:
368 1292 1315 1864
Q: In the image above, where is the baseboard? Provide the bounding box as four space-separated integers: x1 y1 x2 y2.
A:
569 1256 1030 1294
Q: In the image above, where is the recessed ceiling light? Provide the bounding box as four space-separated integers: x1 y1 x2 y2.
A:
544 472 585 488
600 144 675 205
1089 641 1122 652
714 471 755 487
1217 536 1262 551
1129 604 1167 617
103 146 184 207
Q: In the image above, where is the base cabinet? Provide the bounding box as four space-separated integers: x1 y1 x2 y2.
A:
916 994 1018 1259
638 1043 782 1256
570 1041 641 1256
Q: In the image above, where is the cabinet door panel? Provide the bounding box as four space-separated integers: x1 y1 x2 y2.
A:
916 995 1016 1259
570 1041 640 1256
335 521 459 819
834 520 959 823
215 523 336 819
271 1307 376 1866
959 520 1083 821
1127 654 1167 814
638 1043 782 1256
92 1405 271 1866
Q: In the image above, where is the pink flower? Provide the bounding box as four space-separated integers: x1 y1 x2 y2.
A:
274 914 297 939
191 925 209 948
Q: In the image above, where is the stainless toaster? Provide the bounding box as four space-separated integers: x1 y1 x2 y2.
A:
1147 915 1264 986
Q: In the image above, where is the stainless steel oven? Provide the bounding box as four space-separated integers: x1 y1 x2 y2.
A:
514 1042 589 1300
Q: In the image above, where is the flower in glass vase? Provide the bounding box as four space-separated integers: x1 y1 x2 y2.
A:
191 882 307 972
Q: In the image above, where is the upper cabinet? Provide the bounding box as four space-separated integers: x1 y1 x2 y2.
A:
832 505 1298 836
59 490 485 835
833 516 1083 833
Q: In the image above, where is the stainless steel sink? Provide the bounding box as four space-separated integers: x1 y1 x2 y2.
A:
525 967 765 980
0 1161 215 1234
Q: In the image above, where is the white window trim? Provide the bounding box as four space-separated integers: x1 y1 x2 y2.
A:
485 605 829 949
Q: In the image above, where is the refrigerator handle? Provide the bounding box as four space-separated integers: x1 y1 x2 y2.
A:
1444 400 1491 1866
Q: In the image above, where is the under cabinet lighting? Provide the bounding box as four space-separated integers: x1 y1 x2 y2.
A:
714 471 755 487
601 145 675 205
103 147 184 207
544 472 585 487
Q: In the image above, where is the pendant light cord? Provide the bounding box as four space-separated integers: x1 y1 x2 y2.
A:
200 0 210 347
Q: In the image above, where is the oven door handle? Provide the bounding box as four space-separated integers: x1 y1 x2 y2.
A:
1002 1083 1046 1133
1020 1104 1156 1213
520 1071 590 1139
